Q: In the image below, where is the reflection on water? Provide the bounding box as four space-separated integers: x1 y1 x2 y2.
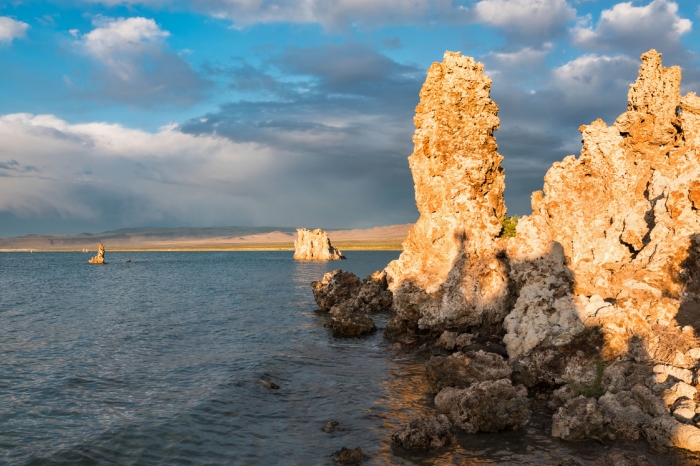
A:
1 251 699 465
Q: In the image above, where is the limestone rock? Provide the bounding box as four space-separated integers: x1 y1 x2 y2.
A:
643 415 700 452
436 331 474 351
311 270 362 311
325 298 377 337
434 379 531 433
356 271 393 313
425 350 511 393
294 228 345 261
552 396 612 441
505 50 700 364
385 51 509 333
390 414 455 450
88 243 105 264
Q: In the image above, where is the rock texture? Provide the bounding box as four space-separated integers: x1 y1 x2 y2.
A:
88 243 105 264
311 270 393 337
391 415 455 450
426 350 511 393
434 379 531 433
294 228 345 261
385 51 509 332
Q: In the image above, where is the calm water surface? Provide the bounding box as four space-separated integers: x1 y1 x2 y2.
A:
1 252 698 465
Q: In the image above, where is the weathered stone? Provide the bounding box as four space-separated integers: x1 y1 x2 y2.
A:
385 51 509 333
425 350 511 393
673 398 696 424
88 243 105 264
356 271 393 313
325 299 377 338
332 447 364 465
436 331 474 351
311 270 362 311
390 414 455 450
552 396 612 442
434 379 531 433
643 415 700 452
294 228 345 261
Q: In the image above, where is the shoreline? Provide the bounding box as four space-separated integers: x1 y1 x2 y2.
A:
0 240 404 253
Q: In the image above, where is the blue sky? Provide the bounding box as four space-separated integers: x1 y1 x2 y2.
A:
0 0 699 236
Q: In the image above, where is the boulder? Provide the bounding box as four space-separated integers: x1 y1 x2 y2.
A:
88 243 105 264
325 299 377 337
390 414 455 450
332 447 364 465
311 270 362 311
385 51 510 334
294 228 345 260
425 350 511 393
436 331 474 351
356 271 393 312
434 379 531 433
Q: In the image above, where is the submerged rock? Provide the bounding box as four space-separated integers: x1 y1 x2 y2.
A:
434 379 531 433
332 447 364 465
425 350 511 393
88 243 105 264
391 414 455 450
294 228 345 260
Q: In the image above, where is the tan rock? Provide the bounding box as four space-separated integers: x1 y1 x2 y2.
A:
385 51 509 332
293 228 345 260
88 243 105 264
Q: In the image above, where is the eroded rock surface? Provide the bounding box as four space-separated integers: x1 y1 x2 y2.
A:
294 228 345 261
391 414 455 450
425 350 511 393
385 51 509 334
88 243 105 264
325 298 377 337
312 270 362 311
434 379 531 433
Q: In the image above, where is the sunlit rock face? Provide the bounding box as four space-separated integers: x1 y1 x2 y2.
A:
88 243 105 264
504 50 700 363
385 51 509 332
293 228 345 261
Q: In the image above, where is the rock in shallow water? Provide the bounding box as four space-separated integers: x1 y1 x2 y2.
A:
332 447 364 465
391 414 455 450
88 243 105 264
294 228 345 261
425 350 511 393
312 270 362 312
434 379 531 433
325 299 377 337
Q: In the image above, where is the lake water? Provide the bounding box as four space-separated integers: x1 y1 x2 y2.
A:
1 251 698 465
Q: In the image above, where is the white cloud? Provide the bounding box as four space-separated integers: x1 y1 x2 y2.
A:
474 0 576 41
81 17 170 81
75 17 210 104
81 0 469 29
0 113 277 226
573 0 692 55
0 16 29 43
552 53 639 112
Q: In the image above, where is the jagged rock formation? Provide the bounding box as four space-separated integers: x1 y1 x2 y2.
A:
385 51 509 332
294 228 345 260
88 243 105 264
311 49 700 454
434 379 531 433
391 415 455 450
311 270 393 337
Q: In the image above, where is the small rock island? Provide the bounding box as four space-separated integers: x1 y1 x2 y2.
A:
293 228 345 261
88 243 105 264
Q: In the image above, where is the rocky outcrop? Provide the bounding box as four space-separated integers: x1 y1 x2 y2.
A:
434 379 531 433
312 270 362 311
391 415 455 450
311 270 393 337
425 350 511 393
88 243 105 264
294 228 345 260
385 51 509 333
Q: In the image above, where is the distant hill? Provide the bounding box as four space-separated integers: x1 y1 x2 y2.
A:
0 224 412 251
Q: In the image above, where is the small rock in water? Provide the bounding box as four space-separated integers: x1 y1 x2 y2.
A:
261 380 279 389
125 259 131 263
391 414 455 450
88 243 106 264
322 421 345 432
332 447 364 465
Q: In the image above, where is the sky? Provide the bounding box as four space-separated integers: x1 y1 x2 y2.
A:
0 0 699 236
